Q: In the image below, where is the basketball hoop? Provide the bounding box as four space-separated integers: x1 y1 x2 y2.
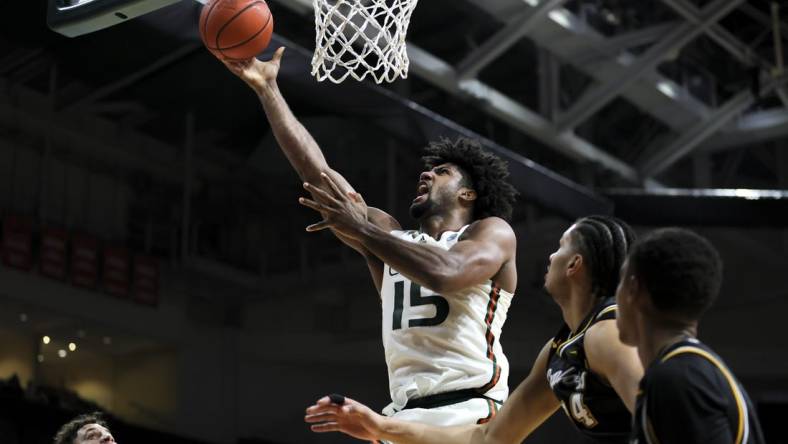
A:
311 0 419 84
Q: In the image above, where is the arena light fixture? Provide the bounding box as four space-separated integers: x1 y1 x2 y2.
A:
656 81 680 99
548 9 573 29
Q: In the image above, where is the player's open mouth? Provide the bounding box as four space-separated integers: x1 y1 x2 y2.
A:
413 182 429 203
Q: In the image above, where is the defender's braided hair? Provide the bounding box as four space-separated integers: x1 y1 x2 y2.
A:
570 215 636 299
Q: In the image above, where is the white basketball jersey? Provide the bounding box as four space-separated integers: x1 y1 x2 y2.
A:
381 225 513 409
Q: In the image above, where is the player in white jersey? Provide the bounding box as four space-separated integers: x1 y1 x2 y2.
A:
305 216 644 444
221 48 519 427
375 227 513 425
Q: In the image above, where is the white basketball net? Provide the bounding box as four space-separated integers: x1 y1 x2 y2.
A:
312 0 419 84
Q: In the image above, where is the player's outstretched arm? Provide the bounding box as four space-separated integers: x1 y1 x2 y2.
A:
223 47 335 187
222 49 400 292
304 341 560 444
305 395 482 444
300 176 515 294
584 320 643 413
224 49 384 213
477 341 562 442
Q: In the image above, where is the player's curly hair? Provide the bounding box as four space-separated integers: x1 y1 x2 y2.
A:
53 412 107 444
422 137 518 221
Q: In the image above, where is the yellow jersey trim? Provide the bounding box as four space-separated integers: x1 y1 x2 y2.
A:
557 304 617 356
595 304 617 320
661 346 746 444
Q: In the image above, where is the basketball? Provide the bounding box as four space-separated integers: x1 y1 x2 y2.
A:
199 0 274 61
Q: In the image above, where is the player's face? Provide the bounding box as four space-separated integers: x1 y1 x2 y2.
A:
615 260 638 346
75 424 116 444
544 225 577 298
409 163 468 219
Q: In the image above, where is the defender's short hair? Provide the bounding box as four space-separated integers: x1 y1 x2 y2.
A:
627 228 723 319
422 137 518 221
53 412 108 444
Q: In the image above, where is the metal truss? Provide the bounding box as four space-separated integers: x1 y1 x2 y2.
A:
640 87 760 177
661 0 788 107
458 0 788 179
454 0 570 80
266 0 788 183
556 0 744 132
407 46 643 183
565 23 677 65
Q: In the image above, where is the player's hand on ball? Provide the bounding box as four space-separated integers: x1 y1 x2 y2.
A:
299 173 368 239
305 395 385 441
222 46 285 93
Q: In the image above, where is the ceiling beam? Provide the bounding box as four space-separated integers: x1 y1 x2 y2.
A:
661 0 788 108
515 3 710 130
568 22 677 65
538 48 559 122
408 46 644 183
662 0 756 65
556 0 744 132
454 0 569 80
640 78 784 177
639 89 755 177
740 3 788 45
701 109 788 152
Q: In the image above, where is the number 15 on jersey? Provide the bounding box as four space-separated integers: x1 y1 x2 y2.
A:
392 281 450 330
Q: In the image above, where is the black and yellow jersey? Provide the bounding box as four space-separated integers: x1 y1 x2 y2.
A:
631 338 765 444
547 297 632 443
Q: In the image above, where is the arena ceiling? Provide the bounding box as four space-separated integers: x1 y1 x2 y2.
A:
4 1 787 174
1 0 787 277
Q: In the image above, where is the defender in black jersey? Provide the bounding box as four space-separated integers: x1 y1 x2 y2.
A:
547 297 633 443
616 228 765 444
306 216 645 444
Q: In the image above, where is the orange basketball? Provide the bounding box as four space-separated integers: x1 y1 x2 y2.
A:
200 0 274 61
